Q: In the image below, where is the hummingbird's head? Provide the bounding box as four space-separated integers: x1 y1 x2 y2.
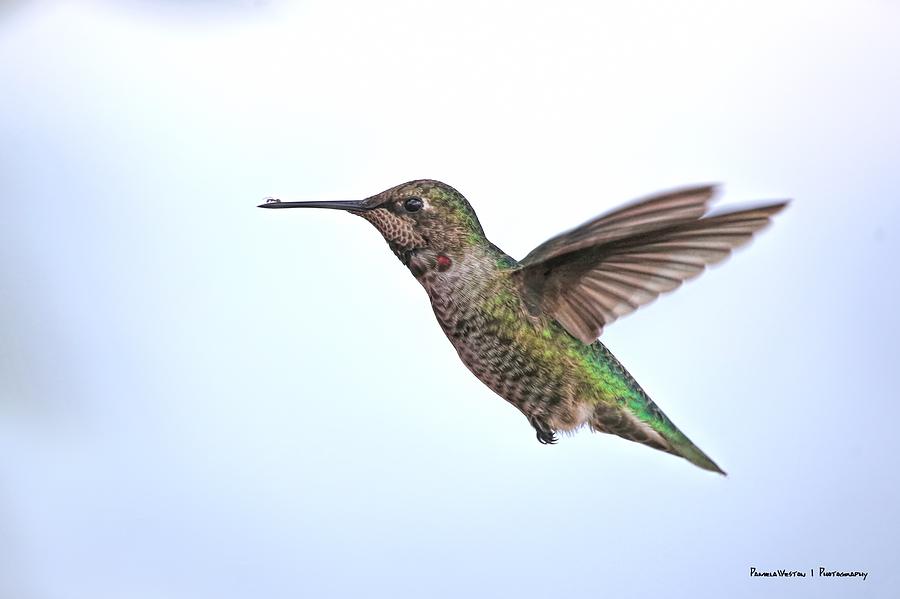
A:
259 179 488 274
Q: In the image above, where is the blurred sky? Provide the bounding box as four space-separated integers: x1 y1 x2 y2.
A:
1 1 899 598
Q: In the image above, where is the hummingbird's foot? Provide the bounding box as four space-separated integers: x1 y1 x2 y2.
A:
529 417 558 445
536 430 558 445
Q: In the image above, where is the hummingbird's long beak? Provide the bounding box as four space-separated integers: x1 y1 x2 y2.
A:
257 198 372 211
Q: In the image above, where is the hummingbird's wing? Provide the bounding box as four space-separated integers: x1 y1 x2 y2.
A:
522 185 718 261
514 186 787 344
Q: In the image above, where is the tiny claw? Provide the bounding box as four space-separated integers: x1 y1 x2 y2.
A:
263 197 281 204
535 430 558 445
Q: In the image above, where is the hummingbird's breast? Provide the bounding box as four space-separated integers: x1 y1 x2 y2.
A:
412 246 688 460
416 248 595 431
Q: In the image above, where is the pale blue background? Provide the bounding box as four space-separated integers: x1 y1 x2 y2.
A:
1 1 898 598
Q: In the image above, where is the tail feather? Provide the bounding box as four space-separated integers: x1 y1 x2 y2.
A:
590 404 726 475
583 341 726 474
585 382 725 474
665 433 726 475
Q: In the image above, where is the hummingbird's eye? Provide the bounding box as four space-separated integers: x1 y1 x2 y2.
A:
404 197 424 212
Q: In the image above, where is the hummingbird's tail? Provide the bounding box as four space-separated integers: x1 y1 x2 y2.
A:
663 431 726 475
585 341 726 474
590 399 726 475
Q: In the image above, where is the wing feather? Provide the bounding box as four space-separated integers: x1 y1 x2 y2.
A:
515 188 787 344
521 185 718 264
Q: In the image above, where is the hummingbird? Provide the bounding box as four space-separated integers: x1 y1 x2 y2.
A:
259 180 786 474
